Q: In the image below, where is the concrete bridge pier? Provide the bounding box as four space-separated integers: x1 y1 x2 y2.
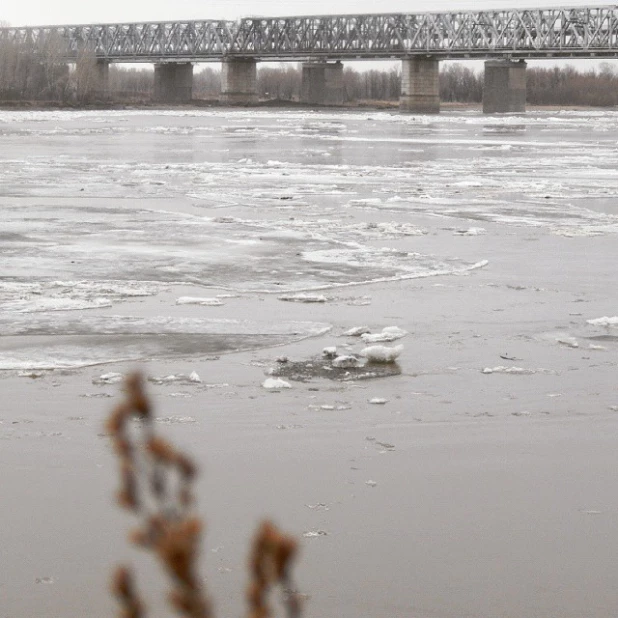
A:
300 61 344 106
153 63 193 103
483 60 527 113
220 58 258 105
400 57 440 114
95 61 110 99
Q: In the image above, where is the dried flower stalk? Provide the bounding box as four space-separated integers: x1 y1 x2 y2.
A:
107 372 302 618
107 373 211 618
247 521 302 618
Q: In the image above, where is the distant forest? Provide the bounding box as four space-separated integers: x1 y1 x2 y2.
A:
2 34 618 106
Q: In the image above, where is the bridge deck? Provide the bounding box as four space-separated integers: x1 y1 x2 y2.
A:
2 7 618 62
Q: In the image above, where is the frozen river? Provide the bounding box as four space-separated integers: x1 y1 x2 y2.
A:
2 108 618 618
1 108 618 371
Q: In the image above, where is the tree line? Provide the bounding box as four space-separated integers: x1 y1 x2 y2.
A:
2 34 618 107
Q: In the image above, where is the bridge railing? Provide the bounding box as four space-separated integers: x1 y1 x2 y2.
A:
1 7 618 61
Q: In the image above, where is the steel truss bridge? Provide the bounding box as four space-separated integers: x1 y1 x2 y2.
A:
3 7 618 63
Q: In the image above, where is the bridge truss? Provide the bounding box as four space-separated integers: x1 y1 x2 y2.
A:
2 7 618 62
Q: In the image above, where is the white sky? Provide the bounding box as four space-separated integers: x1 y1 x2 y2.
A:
1 0 611 27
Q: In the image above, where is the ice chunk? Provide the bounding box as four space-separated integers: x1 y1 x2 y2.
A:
176 297 224 306
332 355 363 369
262 377 292 390
92 372 124 385
361 326 407 343
361 344 404 364
482 366 536 375
148 373 202 385
278 293 328 303
302 530 328 538
369 398 388 405
344 326 371 337
454 227 487 236
587 316 618 327
322 347 338 358
556 336 579 348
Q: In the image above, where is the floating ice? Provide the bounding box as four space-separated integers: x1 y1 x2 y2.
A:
454 227 487 236
148 372 202 385
278 293 328 303
556 336 579 348
262 377 292 390
482 366 536 375
587 316 618 327
332 355 364 369
176 297 224 306
302 530 328 538
361 326 407 343
18 371 46 379
365 480 378 487
369 398 389 405
92 372 124 385
344 326 371 337
361 344 404 364
322 347 338 358
154 416 197 424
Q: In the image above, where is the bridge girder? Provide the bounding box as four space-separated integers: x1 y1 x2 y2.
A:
2 7 618 62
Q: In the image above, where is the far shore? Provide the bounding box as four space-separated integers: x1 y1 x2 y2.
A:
0 98 613 112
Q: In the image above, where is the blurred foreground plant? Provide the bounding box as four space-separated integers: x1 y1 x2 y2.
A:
107 373 301 618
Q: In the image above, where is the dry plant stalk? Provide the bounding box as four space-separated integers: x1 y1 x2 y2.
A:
107 372 211 618
107 372 302 618
247 521 302 618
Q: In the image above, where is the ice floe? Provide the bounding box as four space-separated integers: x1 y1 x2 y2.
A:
361 344 404 363
361 326 407 343
278 293 328 303
262 377 292 390
176 297 224 306
587 316 618 327
482 366 538 375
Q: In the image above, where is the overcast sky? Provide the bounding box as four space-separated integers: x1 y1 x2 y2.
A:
1 0 608 27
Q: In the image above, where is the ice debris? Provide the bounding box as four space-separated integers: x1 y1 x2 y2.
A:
587 316 618 327
322 347 338 358
278 293 328 303
482 366 536 375
369 398 389 405
454 227 487 236
302 530 328 538
18 371 46 379
262 377 292 390
556 336 579 348
148 372 201 385
365 480 378 487
176 297 224 306
361 326 407 343
361 344 404 364
332 355 364 369
344 326 371 337
92 372 124 385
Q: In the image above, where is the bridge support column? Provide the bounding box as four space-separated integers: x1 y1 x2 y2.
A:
95 61 110 99
300 61 344 106
220 59 258 105
153 63 193 103
400 57 440 114
483 60 526 114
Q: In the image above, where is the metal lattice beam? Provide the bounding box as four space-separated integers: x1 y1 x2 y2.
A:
2 7 618 62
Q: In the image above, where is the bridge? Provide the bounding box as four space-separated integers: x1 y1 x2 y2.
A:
2 6 618 112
